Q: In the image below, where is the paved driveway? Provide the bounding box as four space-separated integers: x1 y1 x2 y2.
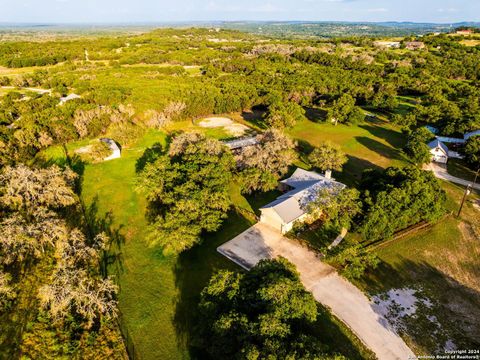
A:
218 223 415 360
424 162 480 190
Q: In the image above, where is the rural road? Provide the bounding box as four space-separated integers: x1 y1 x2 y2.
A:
424 162 480 190
0 86 51 94
218 223 415 360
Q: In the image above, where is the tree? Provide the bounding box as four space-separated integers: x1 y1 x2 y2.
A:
236 129 297 193
403 127 435 166
264 101 306 129
327 94 364 125
328 241 379 280
0 271 15 311
308 142 347 173
137 132 235 254
360 166 446 242
306 187 362 230
197 258 333 359
463 135 480 167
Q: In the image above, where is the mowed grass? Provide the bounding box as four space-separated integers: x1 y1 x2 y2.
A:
286 118 408 185
78 129 191 359
74 126 374 359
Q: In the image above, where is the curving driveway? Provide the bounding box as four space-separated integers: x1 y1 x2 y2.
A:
218 223 415 360
424 162 480 190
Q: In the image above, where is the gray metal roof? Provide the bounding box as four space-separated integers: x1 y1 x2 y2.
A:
261 169 346 225
464 130 480 140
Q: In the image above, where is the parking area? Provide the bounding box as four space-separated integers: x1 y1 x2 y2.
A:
218 223 415 360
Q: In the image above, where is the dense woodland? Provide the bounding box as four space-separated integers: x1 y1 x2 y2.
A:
0 27 479 358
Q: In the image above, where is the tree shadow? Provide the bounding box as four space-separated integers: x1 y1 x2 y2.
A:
172 208 252 357
241 108 267 129
359 124 406 149
360 258 480 353
82 196 126 277
135 142 164 173
338 155 384 187
355 136 405 162
305 107 327 123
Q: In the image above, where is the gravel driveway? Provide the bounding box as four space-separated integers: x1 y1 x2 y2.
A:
218 223 415 360
424 162 480 190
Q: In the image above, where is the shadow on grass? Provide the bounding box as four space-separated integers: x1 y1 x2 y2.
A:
355 136 405 162
241 108 267 129
359 258 480 353
305 107 328 123
172 208 252 357
339 155 384 187
135 142 164 173
83 196 126 277
359 124 406 149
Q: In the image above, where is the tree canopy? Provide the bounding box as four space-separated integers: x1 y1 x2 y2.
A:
138 132 235 254
308 142 348 173
197 258 337 360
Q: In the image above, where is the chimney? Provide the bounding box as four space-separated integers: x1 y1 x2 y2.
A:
325 170 332 179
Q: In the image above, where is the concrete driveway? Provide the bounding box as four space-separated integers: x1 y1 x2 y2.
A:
218 223 415 360
424 162 480 190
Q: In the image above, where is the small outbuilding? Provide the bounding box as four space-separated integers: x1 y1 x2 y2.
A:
464 130 480 141
428 139 449 164
259 168 345 234
100 138 121 161
59 93 81 105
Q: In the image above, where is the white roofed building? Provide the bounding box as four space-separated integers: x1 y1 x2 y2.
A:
259 168 345 234
428 139 449 164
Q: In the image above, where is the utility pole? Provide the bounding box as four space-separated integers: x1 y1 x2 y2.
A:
457 184 472 218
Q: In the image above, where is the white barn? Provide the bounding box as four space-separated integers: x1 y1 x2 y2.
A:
428 139 449 164
259 168 345 234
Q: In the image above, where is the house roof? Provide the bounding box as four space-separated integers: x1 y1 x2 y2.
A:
261 168 346 225
428 139 449 154
464 130 480 140
224 136 259 150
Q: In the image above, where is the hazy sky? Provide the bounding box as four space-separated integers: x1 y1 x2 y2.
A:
0 0 479 23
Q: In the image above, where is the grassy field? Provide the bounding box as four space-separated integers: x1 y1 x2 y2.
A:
65 125 373 359
286 117 408 186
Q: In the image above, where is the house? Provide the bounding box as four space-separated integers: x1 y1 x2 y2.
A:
259 168 345 234
59 93 81 105
405 41 426 50
424 125 439 135
428 139 449 164
100 138 121 161
456 29 473 35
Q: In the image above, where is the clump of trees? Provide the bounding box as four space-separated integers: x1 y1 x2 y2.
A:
308 142 348 174
197 258 336 359
236 129 297 193
137 132 235 254
360 166 446 242
403 127 434 165
327 94 365 125
463 135 480 167
0 165 123 358
264 101 306 128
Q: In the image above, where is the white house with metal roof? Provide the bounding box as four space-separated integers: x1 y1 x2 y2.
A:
428 139 449 164
259 168 345 234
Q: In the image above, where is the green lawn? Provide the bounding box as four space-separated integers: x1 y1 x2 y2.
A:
286 118 408 186
447 158 478 182
69 126 374 359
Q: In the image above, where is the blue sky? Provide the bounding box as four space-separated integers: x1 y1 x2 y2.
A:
0 0 479 23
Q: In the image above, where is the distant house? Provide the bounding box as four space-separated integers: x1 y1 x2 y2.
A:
405 41 426 50
100 138 121 161
374 41 401 49
428 139 449 164
456 29 473 35
59 93 81 105
259 168 345 234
